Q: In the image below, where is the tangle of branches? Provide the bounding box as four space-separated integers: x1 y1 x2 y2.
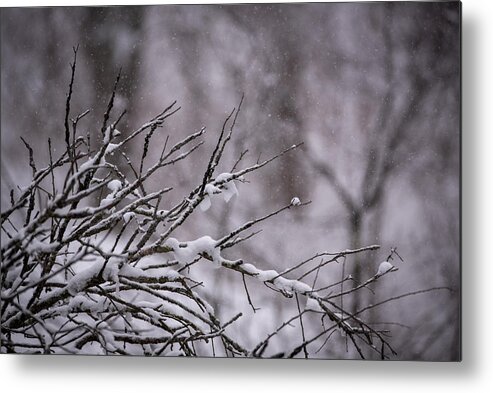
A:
1 48 443 358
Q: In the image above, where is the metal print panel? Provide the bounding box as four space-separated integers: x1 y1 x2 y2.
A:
0 1 461 360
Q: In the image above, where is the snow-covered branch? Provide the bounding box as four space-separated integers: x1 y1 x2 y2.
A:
0 56 432 358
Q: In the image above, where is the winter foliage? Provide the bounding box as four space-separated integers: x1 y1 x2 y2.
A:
0 46 452 358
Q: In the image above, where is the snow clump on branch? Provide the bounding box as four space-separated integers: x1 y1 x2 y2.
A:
376 261 394 276
165 236 222 268
199 172 239 211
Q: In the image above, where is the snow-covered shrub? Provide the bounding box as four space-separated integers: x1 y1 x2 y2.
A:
1 50 418 358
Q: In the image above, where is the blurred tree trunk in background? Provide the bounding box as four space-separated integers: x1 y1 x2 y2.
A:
80 6 145 129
